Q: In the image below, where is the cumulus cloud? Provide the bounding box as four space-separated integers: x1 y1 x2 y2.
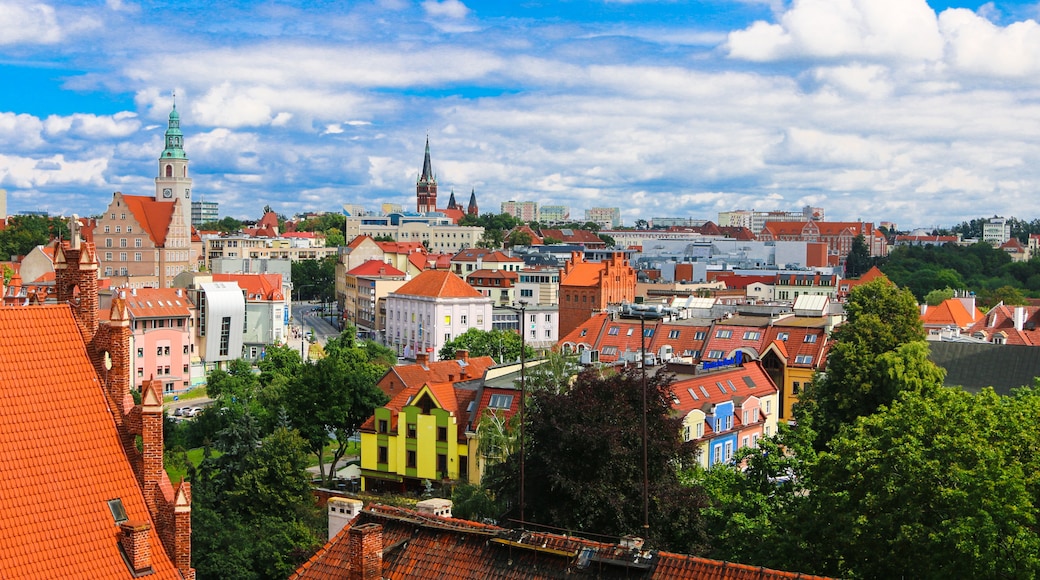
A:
726 0 943 62
422 0 469 20
940 8 1040 77
0 1 61 44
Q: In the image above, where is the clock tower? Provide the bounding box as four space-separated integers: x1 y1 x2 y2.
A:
155 101 192 237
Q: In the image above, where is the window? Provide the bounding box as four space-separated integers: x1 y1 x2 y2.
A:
795 355 813 365
437 426 447 442
164 346 170 355
107 498 128 524
743 331 760 340
804 334 817 343
406 450 417 468
156 346 163 356
134 252 141 261
219 317 232 357
105 238 112 247
607 326 620 336
643 327 654 337
488 394 514 409
696 423 703 438
120 238 127 248
545 314 551 322
115 226 121 233
777 332 789 341
444 315 451 325
137 348 144 358
626 327 634 336
765 400 772 414
694 331 706 340
104 225 111 233
137 368 143 377
437 454 447 476
378 419 388 433
407 423 417 438
461 314 467 325
580 329 587 337
135 239 142 248
707 350 724 359
378 446 388 463
713 445 723 464
725 441 733 461
669 329 680 339
793 381 801 394
545 329 551 338
716 329 732 339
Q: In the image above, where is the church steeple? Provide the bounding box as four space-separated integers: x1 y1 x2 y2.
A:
416 137 438 213
447 189 457 210
467 188 478 216
161 99 187 160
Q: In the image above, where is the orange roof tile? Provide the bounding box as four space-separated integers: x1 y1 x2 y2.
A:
376 356 496 398
347 260 405 277
213 273 285 300
921 298 984 329
120 194 176 247
0 305 180 578
120 287 193 318
292 504 832 579
392 269 485 299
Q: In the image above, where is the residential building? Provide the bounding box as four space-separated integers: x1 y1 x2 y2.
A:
539 204 569 224
212 273 288 361
920 294 985 340
718 206 824 232
191 199 218 225
173 274 247 373
516 266 560 306
384 270 493 360
964 303 1040 346
344 216 484 254
1001 237 1030 262
670 360 780 468
343 260 408 341
983 216 1012 246
500 303 559 350
773 272 840 302
361 352 498 491
501 200 539 222
558 251 637 339
200 230 336 271
291 504 829 579
759 316 832 421
540 227 606 248
120 287 195 393
0 226 193 578
467 268 519 306
450 248 524 277
584 207 621 229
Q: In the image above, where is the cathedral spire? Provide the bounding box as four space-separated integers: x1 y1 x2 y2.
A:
467 188 478 216
416 137 438 213
419 136 435 184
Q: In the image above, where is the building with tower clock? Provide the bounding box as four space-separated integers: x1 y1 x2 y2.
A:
93 102 196 288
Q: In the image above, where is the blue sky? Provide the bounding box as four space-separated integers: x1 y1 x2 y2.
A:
3 0 1040 229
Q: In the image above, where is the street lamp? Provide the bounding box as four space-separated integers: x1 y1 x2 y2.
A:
518 300 528 526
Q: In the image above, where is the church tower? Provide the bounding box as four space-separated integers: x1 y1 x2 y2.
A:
416 138 437 213
155 100 192 238
467 188 478 216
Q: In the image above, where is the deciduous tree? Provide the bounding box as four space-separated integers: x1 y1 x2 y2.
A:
438 327 535 364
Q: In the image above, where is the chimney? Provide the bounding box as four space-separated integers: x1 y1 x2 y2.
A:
140 379 164 516
328 497 363 540
1015 306 1027 331
455 348 469 362
416 352 429 366
348 523 383 580
119 521 152 574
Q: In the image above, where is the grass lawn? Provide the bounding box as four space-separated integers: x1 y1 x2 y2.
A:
165 447 222 483
163 387 208 404
308 441 361 468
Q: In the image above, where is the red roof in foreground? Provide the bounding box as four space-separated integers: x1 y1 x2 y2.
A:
0 305 180 578
292 504 833 580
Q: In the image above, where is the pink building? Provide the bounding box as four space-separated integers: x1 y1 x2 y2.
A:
119 287 196 393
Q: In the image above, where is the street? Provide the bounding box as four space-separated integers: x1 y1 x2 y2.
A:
290 301 342 359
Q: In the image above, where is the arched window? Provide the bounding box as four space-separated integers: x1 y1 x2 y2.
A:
182 166 187 177
165 165 173 177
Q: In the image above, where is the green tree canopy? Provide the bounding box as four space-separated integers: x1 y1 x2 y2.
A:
438 328 535 364
923 287 955 306
811 387 1040 578
0 214 69 259
487 367 709 553
799 278 937 446
283 333 389 487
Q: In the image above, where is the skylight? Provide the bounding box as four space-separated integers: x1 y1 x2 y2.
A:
107 498 128 524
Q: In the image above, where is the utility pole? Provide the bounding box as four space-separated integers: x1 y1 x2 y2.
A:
518 300 528 526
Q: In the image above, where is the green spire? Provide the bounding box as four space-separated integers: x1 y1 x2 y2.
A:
161 99 187 160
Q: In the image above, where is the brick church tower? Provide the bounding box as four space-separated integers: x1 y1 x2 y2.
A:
416 137 438 213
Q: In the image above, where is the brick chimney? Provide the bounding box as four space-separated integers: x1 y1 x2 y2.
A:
140 379 164 515
119 521 152 574
455 348 469 362
348 523 383 580
416 352 429 366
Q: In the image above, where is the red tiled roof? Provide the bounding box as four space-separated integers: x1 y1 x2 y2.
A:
121 194 176 247
0 305 180 578
392 269 485 299
292 504 832 580
376 356 497 398
921 298 984 329
213 273 285 300
346 235 374 249
121 287 193 318
347 260 406 277
539 228 604 246
376 241 426 255
670 361 777 413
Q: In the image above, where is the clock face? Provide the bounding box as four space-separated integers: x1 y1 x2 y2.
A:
162 188 173 198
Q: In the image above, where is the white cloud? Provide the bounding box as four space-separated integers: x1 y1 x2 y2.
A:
422 0 469 20
0 1 61 44
727 0 944 62
940 8 1040 77
42 112 140 139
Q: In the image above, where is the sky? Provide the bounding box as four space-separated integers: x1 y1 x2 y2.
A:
3 0 1040 230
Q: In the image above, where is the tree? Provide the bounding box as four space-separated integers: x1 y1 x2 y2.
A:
284 334 389 487
324 227 345 248
843 234 872 278
191 416 323 579
438 328 535 363
505 229 532 248
799 278 936 446
0 214 69 259
923 287 955 306
523 350 580 395
597 233 616 247
811 387 1040 578
291 256 336 303
487 367 709 553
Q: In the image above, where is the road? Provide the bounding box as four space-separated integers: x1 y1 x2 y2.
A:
290 301 342 358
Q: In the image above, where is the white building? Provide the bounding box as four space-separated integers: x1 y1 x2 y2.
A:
585 207 621 229
983 217 1012 246
194 281 246 371
501 200 539 222
385 270 493 361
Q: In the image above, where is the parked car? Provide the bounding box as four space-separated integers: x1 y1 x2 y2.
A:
185 407 203 417
173 407 187 417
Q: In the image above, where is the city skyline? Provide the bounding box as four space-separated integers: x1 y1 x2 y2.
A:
1 0 1038 229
